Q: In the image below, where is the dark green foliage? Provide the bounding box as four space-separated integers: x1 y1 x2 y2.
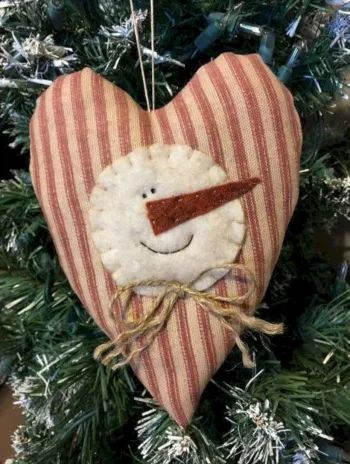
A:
0 0 347 150
0 173 136 463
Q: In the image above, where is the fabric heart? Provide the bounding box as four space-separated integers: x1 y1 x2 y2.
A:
30 52 302 427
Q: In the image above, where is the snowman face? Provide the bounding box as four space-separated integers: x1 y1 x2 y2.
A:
88 144 248 296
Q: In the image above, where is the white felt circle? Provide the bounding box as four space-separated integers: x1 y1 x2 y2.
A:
88 144 246 296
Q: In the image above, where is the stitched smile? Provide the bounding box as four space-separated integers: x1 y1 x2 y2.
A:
140 235 194 255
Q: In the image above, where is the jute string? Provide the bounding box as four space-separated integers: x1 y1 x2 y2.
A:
94 263 284 370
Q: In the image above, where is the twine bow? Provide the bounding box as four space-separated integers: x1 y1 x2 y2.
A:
94 263 283 370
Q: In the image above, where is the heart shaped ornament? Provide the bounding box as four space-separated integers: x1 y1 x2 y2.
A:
30 53 302 427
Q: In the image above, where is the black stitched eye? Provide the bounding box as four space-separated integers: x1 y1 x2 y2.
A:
150 188 156 194
142 193 147 199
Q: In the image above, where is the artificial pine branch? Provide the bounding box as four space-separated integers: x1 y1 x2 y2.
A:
0 173 137 463
0 0 347 150
135 397 225 464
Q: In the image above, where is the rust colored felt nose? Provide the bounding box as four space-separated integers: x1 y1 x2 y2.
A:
146 177 260 235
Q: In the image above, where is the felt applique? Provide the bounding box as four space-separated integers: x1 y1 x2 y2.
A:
146 175 261 236
89 145 273 371
29 52 302 427
89 145 256 295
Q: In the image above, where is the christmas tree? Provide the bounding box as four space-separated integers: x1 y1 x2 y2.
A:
0 0 350 463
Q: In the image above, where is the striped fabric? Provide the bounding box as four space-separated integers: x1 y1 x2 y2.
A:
30 53 302 427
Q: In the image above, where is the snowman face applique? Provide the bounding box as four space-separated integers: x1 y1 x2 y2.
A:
88 144 259 295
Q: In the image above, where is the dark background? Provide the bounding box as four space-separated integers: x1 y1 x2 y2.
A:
0 131 27 180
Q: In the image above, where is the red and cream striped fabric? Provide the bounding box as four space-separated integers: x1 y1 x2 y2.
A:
30 53 302 427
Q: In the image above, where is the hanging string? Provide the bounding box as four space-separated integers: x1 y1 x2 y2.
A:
150 0 155 110
129 0 151 111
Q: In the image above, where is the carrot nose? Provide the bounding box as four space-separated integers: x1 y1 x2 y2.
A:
146 177 260 235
